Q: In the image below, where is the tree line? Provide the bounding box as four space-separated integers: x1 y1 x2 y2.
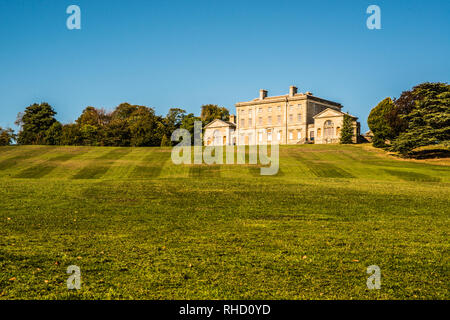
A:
2 82 448 156
368 82 449 156
0 103 230 147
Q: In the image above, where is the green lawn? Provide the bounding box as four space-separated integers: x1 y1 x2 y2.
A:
0 145 448 299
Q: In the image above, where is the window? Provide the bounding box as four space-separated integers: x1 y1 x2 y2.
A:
310 131 315 140
241 119 245 127
289 105 294 112
317 128 322 137
213 130 221 145
277 131 281 141
277 115 281 124
258 132 263 143
268 107 272 113
297 130 301 140
267 130 272 142
289 114 293 122
289 131 293 140
277 106 281 112
248 118 252 126
248 109 252 116
258 117 263 125
268 116 272 125
297 114 301 122
297 104 301 109
336 127 341 136
324 120 334 138
258 108 262 113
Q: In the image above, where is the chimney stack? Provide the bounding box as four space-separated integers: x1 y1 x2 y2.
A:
259 89 268 100
229 114 236 124
289 86 298 97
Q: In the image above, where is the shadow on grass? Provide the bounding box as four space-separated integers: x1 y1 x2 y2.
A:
408 149 450 159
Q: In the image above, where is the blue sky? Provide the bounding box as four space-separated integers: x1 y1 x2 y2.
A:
0 0 449 132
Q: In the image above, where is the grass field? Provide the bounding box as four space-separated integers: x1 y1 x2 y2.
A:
0 144 448 299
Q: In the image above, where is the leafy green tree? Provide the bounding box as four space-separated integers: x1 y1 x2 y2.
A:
76 106 110 127
12 101 229 148
79 124 100 146
154 119 168 146
103 119 131 147
44 122 63 145
111 103 138 121
128 106 161 146
102 103 167 147
102 103 142 146
15 103 58 145
367 98 396 147
340 115 354 144
160 134 171 147
391 82 450 155
75 107 111 146
165 108 186 132
200 104 229 124
0 127 15 146
387 90 416 138
160 108 187 146
60 124 82 146
180 113 201 144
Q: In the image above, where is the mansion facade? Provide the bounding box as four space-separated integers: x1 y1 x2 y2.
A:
204 86 360 146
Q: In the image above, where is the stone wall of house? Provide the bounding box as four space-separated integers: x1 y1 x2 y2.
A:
204 123 236 146
234 87 347 145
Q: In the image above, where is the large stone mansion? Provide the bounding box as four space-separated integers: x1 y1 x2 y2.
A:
204 86 360 145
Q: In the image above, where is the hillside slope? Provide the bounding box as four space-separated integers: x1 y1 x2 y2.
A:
0 145 448 299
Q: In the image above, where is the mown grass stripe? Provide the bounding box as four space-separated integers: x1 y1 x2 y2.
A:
131 149 172 179
307 162 355 178
189 165 221 178
72 166 111 179
0 147 50 171
14 164 58 179
291 150 355 178
97 148 133 160
71 148 134 180
13 151 86 179
384 169 441 182
248 166 284 177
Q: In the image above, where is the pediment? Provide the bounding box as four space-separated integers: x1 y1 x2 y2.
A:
313 108 344 119
204 119 236 129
